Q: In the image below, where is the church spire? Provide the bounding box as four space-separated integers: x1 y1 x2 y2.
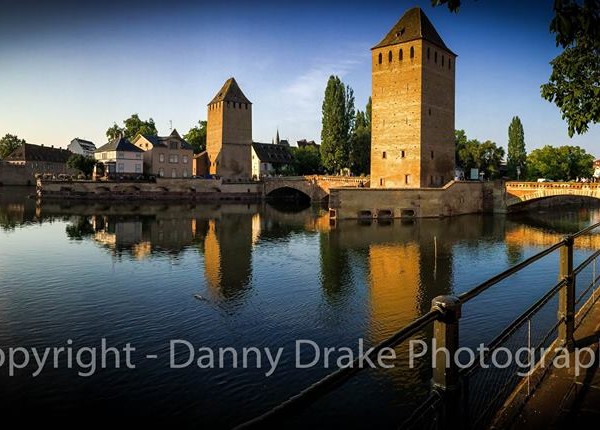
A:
275 129 280 145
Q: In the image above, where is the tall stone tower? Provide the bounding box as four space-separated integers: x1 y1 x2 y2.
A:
206 77 252 179
371 7 456 188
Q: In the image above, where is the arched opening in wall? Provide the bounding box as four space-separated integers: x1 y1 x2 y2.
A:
266 187 311 208
508 195 600 214
377 209 394 219
96 186 110 193
401 209 415 218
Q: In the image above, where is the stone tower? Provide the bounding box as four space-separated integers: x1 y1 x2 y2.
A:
206 77 252 179
371 7 456 188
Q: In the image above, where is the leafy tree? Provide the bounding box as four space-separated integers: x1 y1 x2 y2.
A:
527 145 594 181
454 129 468 167
184 120 207 154
456 130 505 179
434 0 600 136
321 76 354 173
67 154 97 176
350 98 372 175
106 114 157 140
291 145 322 175
0 133 26 159
507 116 526 179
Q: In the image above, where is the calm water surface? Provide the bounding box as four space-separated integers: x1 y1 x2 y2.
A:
1 187 599 427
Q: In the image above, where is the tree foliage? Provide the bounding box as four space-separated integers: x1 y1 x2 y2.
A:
106 114 157 141
507 116 526 179
291 145 322 175
0 133 26 159
455 130 505 179
526 145 594 181
434 0 600 136
349 97 372 175
321 76 354 173
184 120 207 154
67 154 97 176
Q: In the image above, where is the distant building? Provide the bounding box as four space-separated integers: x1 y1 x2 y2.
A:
4 143 74 177
67 138 96 157
192 151 210 177
272 129 290 147
297 139 320 149
206 77 253 180
95 136 144 176
594 160 600 178
251 142 293 179
132 129 194 178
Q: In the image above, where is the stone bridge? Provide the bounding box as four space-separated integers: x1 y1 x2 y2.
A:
505 182 600 209
263 175 368 201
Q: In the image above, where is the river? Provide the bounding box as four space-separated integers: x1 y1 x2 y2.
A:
1 186 599 427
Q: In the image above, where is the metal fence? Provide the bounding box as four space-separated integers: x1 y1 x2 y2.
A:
234 222 600 430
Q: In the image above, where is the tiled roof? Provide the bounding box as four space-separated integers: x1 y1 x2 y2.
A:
209 77 252 105
5 143 73 163
71 138 96 151
137 129 193 150
96 137 144 153
252 142 293 164
373 7 454 54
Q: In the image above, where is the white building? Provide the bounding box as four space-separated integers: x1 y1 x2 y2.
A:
67 138 97 157
251 142 293 179
94 136 144 176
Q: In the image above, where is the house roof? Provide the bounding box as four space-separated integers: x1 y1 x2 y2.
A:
297 139 319 148
96 137 144 153
71 138 96 151
252 142 293 164
136 129 193 151
5 143 73 163
373 7 454 54
209 77 252 105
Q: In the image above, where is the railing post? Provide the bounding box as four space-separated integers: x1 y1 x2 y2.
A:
431 295 464 425
558 236 575 350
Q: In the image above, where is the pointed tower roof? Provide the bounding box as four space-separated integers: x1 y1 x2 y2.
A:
275 129 280 145
170 129 181 138
373 7 454 54
208 77 252 105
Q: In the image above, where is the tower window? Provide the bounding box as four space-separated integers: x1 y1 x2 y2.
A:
378 53 382 64
434 51 437 63
245 103 248 109
427 47 430 60
405 174 411 185
428 108 431 116
388 51 392 62
410 46 414 59
399 49 403 60
401 150 406 158
431 150 434 159
442 56 445 67
380 178 385 186
449 59 452 70
227 101 230 107
382 151 387 159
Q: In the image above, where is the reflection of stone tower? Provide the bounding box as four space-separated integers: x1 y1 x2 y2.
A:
206 77 252 179
371 7 455 188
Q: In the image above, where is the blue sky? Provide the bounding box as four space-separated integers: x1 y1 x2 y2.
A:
0 0 597 156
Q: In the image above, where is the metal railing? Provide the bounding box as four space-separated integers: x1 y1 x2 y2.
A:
234 221 600 429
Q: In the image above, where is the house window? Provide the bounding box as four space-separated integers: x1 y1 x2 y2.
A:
171 169 177 178
410 46 414 59
382 151 387 159
405 174 411 185
159 154 165 162
169 142 178 150
169 154 179 163
159 168 164 177
183 169 188 178
182 155 188 164
135 164 141 173
117 163 124 173
136 153 141 159
102 153 107 159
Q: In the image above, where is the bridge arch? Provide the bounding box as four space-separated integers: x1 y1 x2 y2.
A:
265 185 312 202
505 182 600 211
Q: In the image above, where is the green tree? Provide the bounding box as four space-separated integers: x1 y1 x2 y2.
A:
456 131 505 179
321 76 354 173
0 133 26 159
67 154 97 177
184 120 207 154
454 129 468 167
350 98 372 175
434 0 600 136
507 116 526 179
291 145 322 175
527 145 594 181
106 114 157 140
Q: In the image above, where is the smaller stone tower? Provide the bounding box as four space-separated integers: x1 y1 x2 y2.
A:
206 77 252 179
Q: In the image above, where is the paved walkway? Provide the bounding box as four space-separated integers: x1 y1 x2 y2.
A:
510 299 600 428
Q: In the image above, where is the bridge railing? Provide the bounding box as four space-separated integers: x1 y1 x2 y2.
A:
233 221 600 429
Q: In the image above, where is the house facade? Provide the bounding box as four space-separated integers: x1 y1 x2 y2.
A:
132 129 194 178
95 137 144 176
67 138 96 157
251 142 293 179
4 143 74 178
